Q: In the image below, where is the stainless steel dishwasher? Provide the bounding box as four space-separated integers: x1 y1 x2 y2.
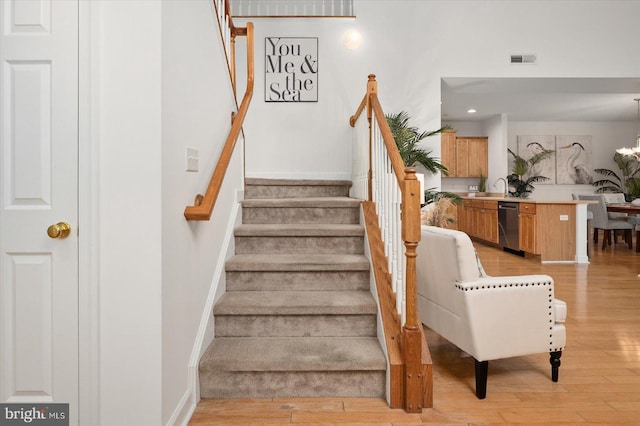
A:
498 201 520 251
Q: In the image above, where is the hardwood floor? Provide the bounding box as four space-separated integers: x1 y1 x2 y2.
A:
188 239 640 425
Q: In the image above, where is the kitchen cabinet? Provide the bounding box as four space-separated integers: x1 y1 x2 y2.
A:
458 196 588 263
519 203 537 254
440 132 488 178
456 137 488 177
441 130 457 177
460 200 498 244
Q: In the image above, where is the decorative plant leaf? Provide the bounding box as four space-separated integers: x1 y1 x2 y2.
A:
385 111 450 176
424 188 462 205
507 148 554 198
592 153 640 195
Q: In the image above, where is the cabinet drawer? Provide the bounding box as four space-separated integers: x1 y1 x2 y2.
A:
519 203 536 214
463 199 474 208
483 201 498 210
470 200 484 208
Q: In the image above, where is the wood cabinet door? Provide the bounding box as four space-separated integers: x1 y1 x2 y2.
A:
485 209 499 244
467 137 488 177
519 213 537 253
441 131 457 177
455 138 469 177
459 204 472 234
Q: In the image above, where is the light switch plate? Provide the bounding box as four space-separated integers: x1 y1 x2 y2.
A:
560 214 569 221
186 147 198 172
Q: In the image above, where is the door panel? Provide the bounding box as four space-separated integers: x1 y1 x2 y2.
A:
0 0 78 420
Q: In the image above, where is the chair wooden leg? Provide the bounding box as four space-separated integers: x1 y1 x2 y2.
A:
602 230 609 250
474 359 488 399
550 351 562 382
636 230 640 253
593 228 598 243
627 230 633 249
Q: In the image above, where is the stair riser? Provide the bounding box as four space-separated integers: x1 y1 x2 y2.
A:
243 207 359 224
199 370 385 399
225 271 370 291
235 236 364 254
215 314 376 337
245 185 350 199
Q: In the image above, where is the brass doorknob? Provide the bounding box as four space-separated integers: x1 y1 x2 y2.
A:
47 222 71 239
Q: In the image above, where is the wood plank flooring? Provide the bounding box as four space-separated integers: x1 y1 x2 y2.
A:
188 238 640 424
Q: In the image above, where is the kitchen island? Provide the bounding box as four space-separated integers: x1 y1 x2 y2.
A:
457 196 592 264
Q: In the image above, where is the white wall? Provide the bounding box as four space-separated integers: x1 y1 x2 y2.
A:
160 1 241 424
234 17 369 180
96 2 162 425
95 1 240 424
237 0 640 189
484 114 509 191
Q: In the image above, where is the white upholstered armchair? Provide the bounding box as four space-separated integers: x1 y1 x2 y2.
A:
416 225 567 399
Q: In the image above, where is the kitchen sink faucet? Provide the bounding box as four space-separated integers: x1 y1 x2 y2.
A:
494 178 508 197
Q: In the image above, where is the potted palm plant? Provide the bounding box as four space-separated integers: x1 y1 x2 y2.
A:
385 111 450 175
507 148 554 198
477 173 487 196
593 152 640 200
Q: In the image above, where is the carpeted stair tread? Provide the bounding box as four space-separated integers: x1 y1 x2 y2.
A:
226 254 370 271
234 223 364 237
214 291 377 315
201 337 386 372
246 178 352 187
242 197 360 208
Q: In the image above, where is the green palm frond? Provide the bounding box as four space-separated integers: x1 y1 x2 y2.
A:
507 148 554 198
424 188 463 205
385 111 450 176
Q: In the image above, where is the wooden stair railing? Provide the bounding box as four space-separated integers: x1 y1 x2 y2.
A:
184 16 254 221
350 74 433 412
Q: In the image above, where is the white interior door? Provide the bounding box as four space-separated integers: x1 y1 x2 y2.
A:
0 0 79 423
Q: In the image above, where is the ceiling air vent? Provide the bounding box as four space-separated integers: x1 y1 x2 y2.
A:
510 54 537 64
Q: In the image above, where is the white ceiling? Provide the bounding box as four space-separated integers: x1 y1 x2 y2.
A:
441 77 640 123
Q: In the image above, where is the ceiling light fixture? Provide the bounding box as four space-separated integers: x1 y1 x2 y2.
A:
616 98 640 157
467 109 477 114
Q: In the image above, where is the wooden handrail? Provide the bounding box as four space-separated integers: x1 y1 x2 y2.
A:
349 93 367 127
349 74 430 412
184 21 254 221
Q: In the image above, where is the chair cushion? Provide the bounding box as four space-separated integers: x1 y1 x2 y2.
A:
553 298 567 323
605 219 634 230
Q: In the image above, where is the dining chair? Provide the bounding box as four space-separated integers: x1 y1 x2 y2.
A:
578 194 633 250
602 193 628 220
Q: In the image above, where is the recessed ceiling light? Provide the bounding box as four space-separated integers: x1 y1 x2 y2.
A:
467 109 477 114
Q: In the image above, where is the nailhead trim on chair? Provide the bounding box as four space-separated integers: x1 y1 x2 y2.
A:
454 281 552 291
455 281 564 352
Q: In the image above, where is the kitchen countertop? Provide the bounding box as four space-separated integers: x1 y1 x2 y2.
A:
461 195 593 204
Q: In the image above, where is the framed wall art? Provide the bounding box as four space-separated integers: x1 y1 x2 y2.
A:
265 37 318 102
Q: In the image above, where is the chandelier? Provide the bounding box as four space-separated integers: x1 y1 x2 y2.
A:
616 98 640 156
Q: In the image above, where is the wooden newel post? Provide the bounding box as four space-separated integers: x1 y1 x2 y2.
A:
401 168 423 412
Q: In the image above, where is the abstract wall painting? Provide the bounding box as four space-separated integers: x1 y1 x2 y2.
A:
517 135 557 184
555 135 593 184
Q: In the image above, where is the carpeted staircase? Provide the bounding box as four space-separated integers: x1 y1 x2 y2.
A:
199 178 387 398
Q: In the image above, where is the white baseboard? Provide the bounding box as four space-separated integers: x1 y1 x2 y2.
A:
166 388 196 426
183 192 242 418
